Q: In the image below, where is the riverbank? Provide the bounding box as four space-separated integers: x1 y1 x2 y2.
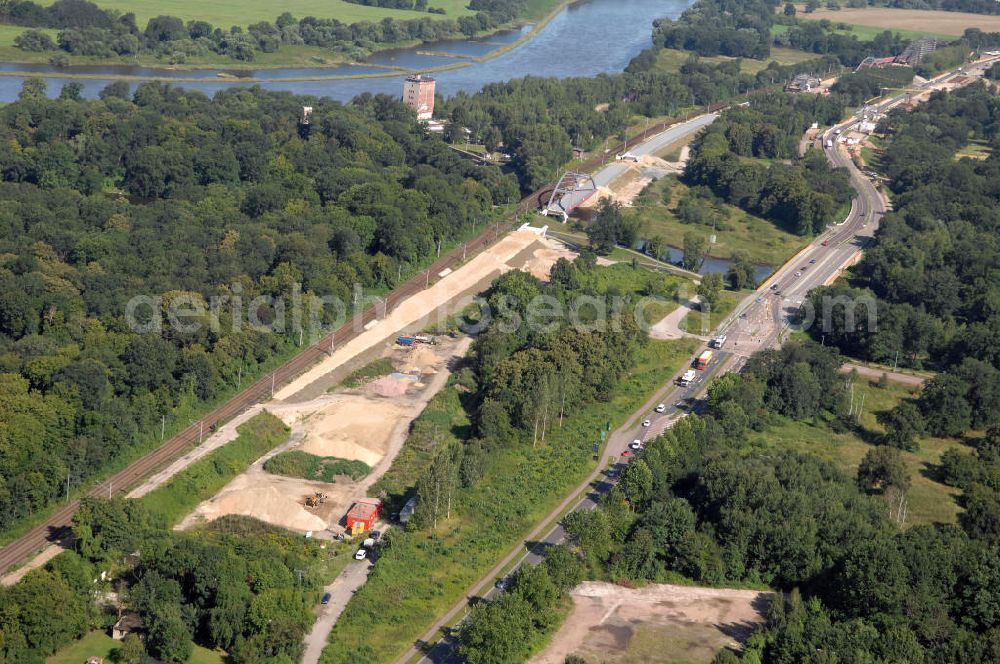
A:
0 0 572 76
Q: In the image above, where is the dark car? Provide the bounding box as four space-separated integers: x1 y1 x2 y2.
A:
321 592 332 605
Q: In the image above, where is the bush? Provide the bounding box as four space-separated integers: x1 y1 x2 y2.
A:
264 450 370 482
14 29 56 51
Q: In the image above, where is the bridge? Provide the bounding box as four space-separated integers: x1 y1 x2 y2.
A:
540 171 598 222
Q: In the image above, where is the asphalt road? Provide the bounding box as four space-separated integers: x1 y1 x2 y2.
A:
0 103 734 578
403 58 1000 664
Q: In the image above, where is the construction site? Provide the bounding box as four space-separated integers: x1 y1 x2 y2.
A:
530 582 773 664
172 230 580 539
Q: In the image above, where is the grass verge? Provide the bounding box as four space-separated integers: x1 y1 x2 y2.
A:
320 338 700 662
46 630 223 664
339 357 395 389
679 290 744 336
136 412 289 525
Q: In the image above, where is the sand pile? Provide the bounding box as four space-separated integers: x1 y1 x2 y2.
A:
520 244 578 281
295 398 413 466
370 375 410 397
201 485 326 531
640 154 671 169
401 346 439 375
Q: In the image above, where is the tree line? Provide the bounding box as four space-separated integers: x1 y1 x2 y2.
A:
3 0 529 62
0 82 516 537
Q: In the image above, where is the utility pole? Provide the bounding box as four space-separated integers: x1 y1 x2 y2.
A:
330 334 335 356
161 415 165 440
199 421 204 444
237 365 242 389
425 270 430 288
893 349 899 372
271 374 275 398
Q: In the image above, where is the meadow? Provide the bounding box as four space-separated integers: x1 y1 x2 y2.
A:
749 377 969 527
628 178 809 266
652 45 822 75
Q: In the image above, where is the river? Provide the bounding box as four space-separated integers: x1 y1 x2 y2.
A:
0 0 691 101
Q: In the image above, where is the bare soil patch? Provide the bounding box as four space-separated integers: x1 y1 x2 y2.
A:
178 337 472 535
530 581 773 664
805 7 1000 35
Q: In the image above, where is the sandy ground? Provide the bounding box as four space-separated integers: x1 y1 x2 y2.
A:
580 148 689 209
178 337 473 535
275 229 572 401
803 7 1000 35
649 296 702 340
530 582 773 664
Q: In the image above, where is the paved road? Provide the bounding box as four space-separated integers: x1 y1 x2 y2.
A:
546 113 719 215
0 103 730 578
400 59 996 664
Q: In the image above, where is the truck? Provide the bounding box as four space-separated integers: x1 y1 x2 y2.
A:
695 350 713 370
397 336 416 346
825 139 833 148
679 369 697 386
710 334 727 349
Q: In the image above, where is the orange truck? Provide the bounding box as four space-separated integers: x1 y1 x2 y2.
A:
695 350 713 370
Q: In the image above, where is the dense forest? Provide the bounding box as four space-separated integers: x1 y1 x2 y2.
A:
3 0 529 62
458 342 1000 662
0 82 517 536
0 502 332 663
653 0 777 60
409 258 649 530
684 92 854 235
810 85 1000 373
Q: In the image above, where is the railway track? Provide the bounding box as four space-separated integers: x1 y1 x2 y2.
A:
0 101 733 576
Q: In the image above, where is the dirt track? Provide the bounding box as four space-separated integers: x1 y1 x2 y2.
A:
531 582 773 664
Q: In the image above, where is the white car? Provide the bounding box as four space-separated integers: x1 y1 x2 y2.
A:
354 548 368 560
641 419 651 427
629 440 642 450
654 403 666 413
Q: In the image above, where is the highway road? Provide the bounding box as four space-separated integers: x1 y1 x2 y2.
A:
0 104 732 579
401 58 998 664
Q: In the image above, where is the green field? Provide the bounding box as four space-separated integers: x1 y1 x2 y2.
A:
652 45 822 75
750 379 969 527
955 139 992 161
47 630 224 664
628 179 808 266
36 0 476 29
322 338 700 662
679 289 744 336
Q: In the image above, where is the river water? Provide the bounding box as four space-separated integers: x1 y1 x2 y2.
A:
0 0 691 101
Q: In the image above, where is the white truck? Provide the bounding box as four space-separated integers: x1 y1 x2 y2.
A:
679 369 697 387
710 334 727 349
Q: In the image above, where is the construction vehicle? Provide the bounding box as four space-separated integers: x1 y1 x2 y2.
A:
397 336 416 346
305 492 327 508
